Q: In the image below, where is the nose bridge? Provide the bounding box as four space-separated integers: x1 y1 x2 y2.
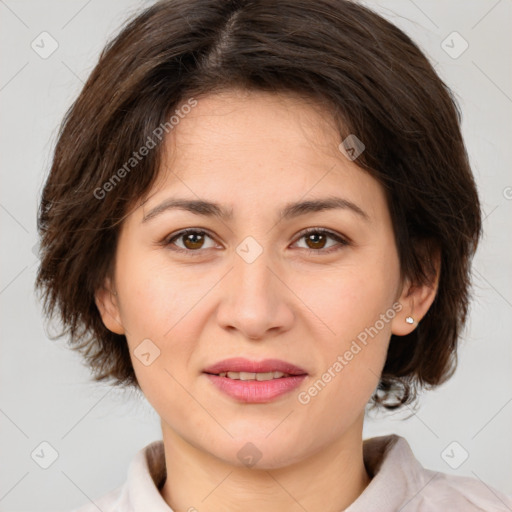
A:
232 236 276 308
216 236 292 338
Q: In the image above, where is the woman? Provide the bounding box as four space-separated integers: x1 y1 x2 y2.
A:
35 0 512 510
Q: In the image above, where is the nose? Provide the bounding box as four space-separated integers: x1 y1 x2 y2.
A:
215 245 295 340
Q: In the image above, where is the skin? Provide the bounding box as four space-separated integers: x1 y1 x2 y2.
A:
96 88 439 512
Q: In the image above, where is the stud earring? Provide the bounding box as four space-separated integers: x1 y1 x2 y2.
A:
405 316 415 324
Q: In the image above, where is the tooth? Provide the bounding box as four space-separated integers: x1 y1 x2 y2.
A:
256 372 274 381
239 372 256 381
220 371 292 380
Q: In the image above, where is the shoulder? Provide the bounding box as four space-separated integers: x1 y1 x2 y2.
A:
415 469 512 512
67 484 129 512
411 468 512 511
357 434 512 512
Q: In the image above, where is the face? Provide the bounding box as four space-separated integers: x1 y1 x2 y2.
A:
97 89 422 469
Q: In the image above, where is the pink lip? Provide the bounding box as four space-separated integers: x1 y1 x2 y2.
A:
203 357 308 376
203 357 308 403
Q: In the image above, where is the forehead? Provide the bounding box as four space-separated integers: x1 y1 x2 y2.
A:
138 89 387 223
169 89 342 163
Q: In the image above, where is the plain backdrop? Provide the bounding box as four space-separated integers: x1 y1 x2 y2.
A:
0 0 511 510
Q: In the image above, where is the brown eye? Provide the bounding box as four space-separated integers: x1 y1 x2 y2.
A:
164 227 348 257
165 229 217 254
294 228 349 255
304 231 328 250
181 232 205 250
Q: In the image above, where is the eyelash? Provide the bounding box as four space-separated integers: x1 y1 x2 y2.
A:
163 227 350 256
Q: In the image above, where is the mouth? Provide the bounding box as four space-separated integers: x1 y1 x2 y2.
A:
211 370 294 381
203 357 308 403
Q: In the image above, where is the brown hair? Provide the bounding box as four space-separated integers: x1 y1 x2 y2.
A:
35 0 482 410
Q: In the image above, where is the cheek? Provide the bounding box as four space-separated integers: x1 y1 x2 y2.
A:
115 247 198 337
299 259 399 343
114 248 229 384
297 288 393 434
294 255 398 402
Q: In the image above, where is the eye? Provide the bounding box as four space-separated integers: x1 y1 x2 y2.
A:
163 227 350 256
164 229 218 254
292 228 349 255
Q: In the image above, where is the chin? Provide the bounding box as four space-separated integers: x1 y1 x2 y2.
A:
209 429 306 470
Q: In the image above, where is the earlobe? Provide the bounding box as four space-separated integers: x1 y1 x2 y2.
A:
94 278 125 335
391 251 441 336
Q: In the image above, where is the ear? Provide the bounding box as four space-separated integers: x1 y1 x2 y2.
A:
94 276 125 335
391 249 441 336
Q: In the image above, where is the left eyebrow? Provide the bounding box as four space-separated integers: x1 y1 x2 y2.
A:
279 196 370 222
141 196 370 224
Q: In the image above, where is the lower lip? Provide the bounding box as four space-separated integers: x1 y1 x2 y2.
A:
204 373 307 403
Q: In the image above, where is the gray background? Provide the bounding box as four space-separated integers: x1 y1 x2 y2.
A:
0 0 511 510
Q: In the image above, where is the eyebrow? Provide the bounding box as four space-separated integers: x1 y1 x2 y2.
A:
141 196 370 224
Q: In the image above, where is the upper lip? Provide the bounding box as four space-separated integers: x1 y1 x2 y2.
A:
203 357 308 376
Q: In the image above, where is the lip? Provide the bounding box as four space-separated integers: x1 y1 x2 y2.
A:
203 357 308 404
203 357 308 376
205 374 307 403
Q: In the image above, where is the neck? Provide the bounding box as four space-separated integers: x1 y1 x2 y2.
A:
159 415 371 512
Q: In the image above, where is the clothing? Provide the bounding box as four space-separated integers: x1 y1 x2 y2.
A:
70 434 512 511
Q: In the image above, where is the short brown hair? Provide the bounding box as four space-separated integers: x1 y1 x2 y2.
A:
35 0 482 410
